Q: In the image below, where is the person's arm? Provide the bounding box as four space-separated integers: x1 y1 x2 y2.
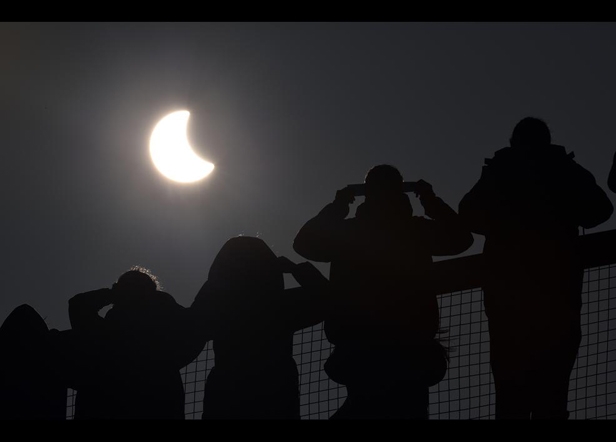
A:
278 257 329 290
190 280 226 337
570 160 614 229
280 287 329 332
277 257 329 332
68 288 115 332
608 151 616 194
458 162 500 236
293 187 355 262
153 293 208 370
415 180 474 256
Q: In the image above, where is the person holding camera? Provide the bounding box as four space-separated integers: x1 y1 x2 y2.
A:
293 164 473 419
459 117 613 419
68 267 204 419
190 236 328 419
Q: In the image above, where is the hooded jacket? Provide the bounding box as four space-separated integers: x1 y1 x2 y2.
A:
459 144 613 316
294 192 472 384
190 236 327 419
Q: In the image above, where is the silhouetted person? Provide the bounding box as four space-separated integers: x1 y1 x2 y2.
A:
68 267 203 419
294 165 473 419
608 151 616 193
0 304 68 419
459 117 614 419
191 236 328 419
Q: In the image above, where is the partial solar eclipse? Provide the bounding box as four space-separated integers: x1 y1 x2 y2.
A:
149 110 214 183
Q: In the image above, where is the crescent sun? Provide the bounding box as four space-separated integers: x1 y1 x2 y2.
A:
149 110 215 183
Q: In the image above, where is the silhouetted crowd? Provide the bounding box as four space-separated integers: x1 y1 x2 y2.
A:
1 117 615 420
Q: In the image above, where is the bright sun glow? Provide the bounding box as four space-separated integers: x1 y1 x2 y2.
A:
149 110 215 183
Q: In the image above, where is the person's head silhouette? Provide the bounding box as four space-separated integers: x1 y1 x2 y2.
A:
208 236 284 294
361 164 411 216
509 117 551 149
110 266 160 310
364 164 404 199
0 304 49 355
115 267 158 291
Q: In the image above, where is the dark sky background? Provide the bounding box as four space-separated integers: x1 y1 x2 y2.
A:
2 22 616 331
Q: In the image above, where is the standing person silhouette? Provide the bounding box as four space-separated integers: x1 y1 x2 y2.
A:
459 117 613 419
190 236 328 419
0 304 69 420
293 164 473 419
68 266 203 419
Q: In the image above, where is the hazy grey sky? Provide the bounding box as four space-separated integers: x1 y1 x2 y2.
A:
2 22 616 330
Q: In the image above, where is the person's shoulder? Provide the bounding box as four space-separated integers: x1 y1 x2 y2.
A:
493 146 511 156
409 215 433 227
486 146 513 162
154 291 182 308
542 144 574 161
545 145 589 174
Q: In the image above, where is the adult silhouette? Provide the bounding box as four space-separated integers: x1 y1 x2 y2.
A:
293 165 473 419
68 267 203 419
190 236 328 419
458 117 613 419
0 304 68 419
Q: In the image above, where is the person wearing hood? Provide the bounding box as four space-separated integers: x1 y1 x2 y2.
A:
0 304 69 420
190 236 328 419
293 164 473 419
458 117 613 419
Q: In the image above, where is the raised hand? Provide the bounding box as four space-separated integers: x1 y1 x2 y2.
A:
414 179 436 199
335 186 356 206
